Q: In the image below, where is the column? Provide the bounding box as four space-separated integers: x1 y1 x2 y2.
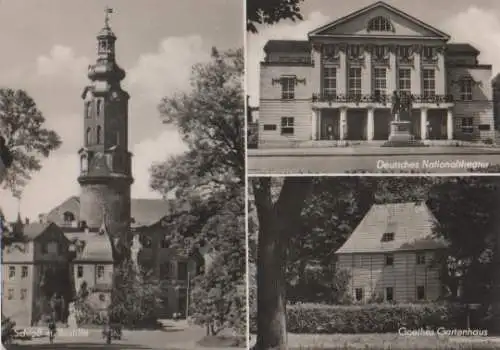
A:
367 108 374 141
362 49 372 95
447 108 454 140
340 108 347 140
412 49 421 95
388 49 397 93
420 108 428 140
311 109 317 140
437 50 446 95
338 46 347 95
311 44 321 96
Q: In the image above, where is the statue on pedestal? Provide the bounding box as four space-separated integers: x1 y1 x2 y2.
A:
391 90 401 122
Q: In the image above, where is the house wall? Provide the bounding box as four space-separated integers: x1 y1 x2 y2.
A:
2 263 35 326
337 250 441 303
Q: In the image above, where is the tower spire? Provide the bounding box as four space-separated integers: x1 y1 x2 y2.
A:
104 7 113 28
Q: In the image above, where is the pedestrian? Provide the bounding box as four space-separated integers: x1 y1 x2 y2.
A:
48 315 57 344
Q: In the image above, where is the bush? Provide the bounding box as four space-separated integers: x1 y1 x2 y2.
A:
2 314 16 344
250 303 464 334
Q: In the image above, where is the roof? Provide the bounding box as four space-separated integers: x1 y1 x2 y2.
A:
308 1 450 40
130 199 172 227
65 231 114 263
335 202 446 254
263 40 311 54
22 222 58 241
44 197 173 228
447 43 480 55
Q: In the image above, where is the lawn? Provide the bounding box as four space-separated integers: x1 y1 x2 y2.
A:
284 333 500 349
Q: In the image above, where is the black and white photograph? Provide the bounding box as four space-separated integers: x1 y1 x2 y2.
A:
247 0 500 174
0 1 245 349
249 175 500 349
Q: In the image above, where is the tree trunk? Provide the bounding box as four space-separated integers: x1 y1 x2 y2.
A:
253 177 312 350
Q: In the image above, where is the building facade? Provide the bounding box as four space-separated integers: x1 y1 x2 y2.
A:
258 1 494 147
2 223 70 326
335 202 445 303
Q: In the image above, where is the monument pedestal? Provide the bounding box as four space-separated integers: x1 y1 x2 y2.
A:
388 120 413 142
383 120 426 147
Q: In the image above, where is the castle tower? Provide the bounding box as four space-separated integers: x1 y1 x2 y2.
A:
78 8 133 237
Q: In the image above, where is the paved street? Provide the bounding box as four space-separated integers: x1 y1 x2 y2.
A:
248 147 500 174
6 321 243 350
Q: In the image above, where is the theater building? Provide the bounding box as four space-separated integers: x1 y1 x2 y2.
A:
258 1 495 148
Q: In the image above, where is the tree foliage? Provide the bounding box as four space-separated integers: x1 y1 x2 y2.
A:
108 260 162 328
247 0 304 33
149 47 245 334
0 88 61 197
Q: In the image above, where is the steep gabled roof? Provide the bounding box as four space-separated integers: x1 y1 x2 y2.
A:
309 1 450 40
263 40 311 54
336 202 446 254
65 231 114 263
446 43 480 55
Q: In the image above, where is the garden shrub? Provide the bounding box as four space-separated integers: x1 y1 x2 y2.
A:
250 303 464 334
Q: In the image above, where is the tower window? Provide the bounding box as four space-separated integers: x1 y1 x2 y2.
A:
96 125 102 144
85 102 92 118
86 127 92 145
96 100 102 117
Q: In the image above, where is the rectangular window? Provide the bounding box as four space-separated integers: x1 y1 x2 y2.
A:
384 254 394 266
281 77 295 100
416 253 426 265
20 288 27 300
263 124 277 131
8 266 15 279
398 68 411 95
42 243 48 254
462 117 474 134
355 288 363 301
280 117 294 135
323 66 337 97
386 287 394 301
460 80 472 101
96 265 105 280
354 255 364 267
348 67 362 98
77 265 84 278
373 68 387 97
381 232 395 242
423 69 436 97
7 288 14 300
177 261 189 280
417 286 426 300
21 266 28 278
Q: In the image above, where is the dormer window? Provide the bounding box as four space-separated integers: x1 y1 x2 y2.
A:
381 232 395 242
367 16 393 32
63 211 75 225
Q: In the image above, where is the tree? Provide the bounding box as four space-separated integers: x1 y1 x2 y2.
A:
0 88 61 197
252 177 312 350
149 47 245 335
108 260 162 328
247 0 305 33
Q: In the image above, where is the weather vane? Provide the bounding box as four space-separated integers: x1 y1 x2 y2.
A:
104 6 113 27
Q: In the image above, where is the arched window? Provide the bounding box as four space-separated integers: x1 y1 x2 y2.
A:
96 100 102 117
85 102 92 118
86 127 91 145
96 125 102 144
367 16 393 32
81 154 88 173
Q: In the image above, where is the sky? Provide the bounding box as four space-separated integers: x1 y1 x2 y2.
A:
0 0 243 220
247 0 500 106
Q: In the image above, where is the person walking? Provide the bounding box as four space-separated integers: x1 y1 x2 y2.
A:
48 315 57 344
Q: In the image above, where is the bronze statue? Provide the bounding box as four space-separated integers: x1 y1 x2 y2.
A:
391 90 400 121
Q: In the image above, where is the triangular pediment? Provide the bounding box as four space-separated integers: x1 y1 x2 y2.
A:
309 1 449 40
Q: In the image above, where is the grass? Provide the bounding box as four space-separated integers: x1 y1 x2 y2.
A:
284 333 500 350
197 335 246 348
